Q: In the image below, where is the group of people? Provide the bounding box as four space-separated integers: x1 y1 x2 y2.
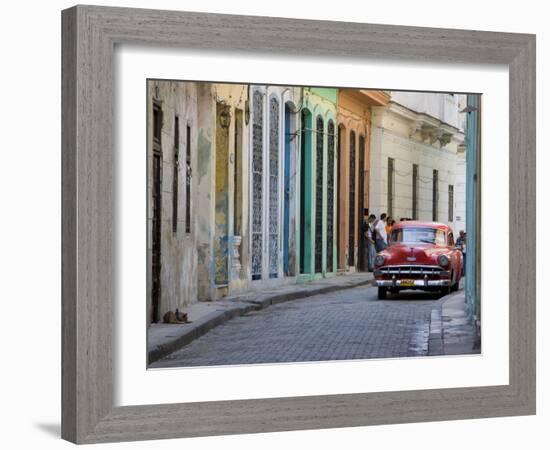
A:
364 212 390 272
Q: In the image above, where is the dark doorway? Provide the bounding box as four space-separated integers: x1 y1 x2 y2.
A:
284 104 293 276
151 101 163 323
357 134 366 271
299 109 312 274
348 130 356 267
314 116 324 274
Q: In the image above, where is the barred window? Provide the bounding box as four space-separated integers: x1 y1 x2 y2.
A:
251 91 264 280
387 158 395 218
314 116 324 273
268 97 280 278
412 164 418 220
172 116 179 233
448 184 454 222
432 169 439 221
326 120 335 273
185 125 191 234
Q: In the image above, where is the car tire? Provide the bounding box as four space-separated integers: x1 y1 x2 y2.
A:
441 285 451 296
378 287 387 300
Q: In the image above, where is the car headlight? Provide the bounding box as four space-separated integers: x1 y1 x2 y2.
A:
438 255 450 267
375 255 385 266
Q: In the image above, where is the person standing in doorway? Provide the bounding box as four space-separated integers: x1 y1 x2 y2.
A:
456 230 467 276
366 214 377 271
385 216 393 238
374 213 388 252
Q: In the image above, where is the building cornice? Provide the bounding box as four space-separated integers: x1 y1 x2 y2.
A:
383 101 465 148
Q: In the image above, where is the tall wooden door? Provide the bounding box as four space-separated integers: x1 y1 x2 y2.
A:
357 134 367 271
151 102 163 323
348 131 356 267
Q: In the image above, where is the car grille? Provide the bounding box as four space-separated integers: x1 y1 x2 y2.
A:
377 265 446 276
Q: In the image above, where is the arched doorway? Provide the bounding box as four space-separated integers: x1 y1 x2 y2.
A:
348 130 356 268
314 115 324 274
299 109 312 274
326 120 335 273
337 124 346 270
284 103 295 276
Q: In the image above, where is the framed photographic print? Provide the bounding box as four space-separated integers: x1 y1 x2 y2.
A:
61 4 535 444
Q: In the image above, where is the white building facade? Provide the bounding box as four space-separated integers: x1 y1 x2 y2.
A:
369 92 466 235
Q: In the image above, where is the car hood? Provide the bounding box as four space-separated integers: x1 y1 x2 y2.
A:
381 243 449 265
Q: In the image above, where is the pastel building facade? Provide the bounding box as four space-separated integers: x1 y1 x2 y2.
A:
296 88 338 281
336 89 389 272
147 83 469 324
369 92 467 235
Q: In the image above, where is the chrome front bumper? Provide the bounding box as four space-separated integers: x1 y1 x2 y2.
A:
374 278 451 288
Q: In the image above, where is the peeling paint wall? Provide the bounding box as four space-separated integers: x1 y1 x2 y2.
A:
147 81 199 322
195 84 250 299
195 84 215 301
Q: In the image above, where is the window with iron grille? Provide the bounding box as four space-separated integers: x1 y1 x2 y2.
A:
314 116 324 274
432 169 439 221
185 124 191 234
172 116 179 233
448 184 454 222
412 164 418 220
153 102 162 150
326 120 335 273
251 91 264 280
269 97 280 278
234 109 243 236
387 157 394 218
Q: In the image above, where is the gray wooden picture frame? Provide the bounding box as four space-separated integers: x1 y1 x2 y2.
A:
61 4 536 444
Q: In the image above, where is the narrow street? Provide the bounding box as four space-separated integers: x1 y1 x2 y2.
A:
151 285 454 368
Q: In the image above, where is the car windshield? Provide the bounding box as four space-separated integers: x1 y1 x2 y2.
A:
390 227 446 245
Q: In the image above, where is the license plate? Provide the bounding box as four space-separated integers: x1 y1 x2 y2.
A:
400 279 415 287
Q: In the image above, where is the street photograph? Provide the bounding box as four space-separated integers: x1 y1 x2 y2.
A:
146 81 481 368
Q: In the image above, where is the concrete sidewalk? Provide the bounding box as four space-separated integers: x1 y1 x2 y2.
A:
148 272 374 364
428 289 480 356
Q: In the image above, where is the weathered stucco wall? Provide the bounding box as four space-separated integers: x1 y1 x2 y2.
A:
195 84 250 300
147 81 199 322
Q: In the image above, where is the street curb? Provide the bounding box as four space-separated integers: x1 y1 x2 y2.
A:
148 302 259 365
428 308 443 356
243 279 374 309
427 289 473 357
148 276 373 365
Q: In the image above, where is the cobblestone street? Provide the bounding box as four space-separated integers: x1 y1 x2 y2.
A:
151 285 452 368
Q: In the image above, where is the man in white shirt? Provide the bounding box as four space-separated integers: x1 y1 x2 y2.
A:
374 213 388 252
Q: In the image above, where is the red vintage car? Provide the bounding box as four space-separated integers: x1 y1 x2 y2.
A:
373 221 462 299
